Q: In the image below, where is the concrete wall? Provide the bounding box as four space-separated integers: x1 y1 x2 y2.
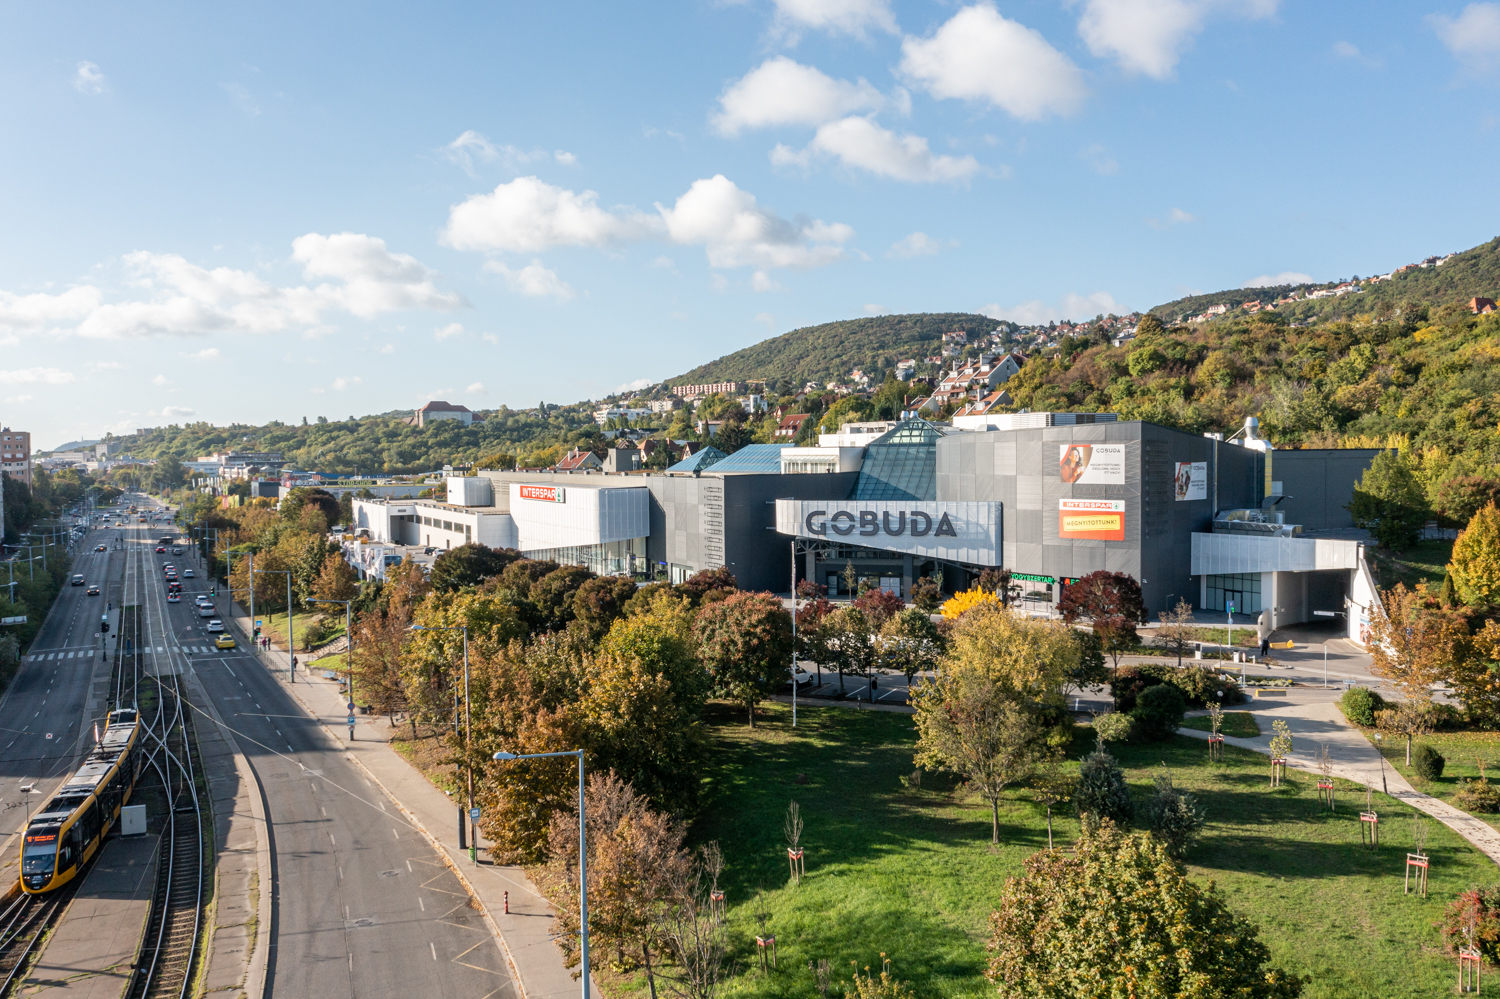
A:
1269 449 1382 530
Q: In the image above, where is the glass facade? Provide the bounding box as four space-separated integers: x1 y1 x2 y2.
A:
1204 573 1262 613
525 536 647 577
853 419 945 501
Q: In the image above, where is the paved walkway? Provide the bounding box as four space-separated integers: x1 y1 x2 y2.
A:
228 601 588 999
1180 689 1500 866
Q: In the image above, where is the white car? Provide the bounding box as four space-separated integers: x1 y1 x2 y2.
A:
183 568 195 578
206 619 224 632
195 595 212 607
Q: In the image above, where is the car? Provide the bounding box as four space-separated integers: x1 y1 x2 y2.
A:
155 546 165 553
167 592 180 603
791 667 814 687
195 595 212 606
70 574 85 586
215 633 236 650
183 568 195 578
172 547 182 555
94 545 106 553
87 585 100 596
206 619 224 632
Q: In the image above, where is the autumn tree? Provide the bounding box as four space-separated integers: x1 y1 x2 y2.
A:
1435 477 1500 530
1376 701 1434 768
913 672 1052 843
879 608 944 686
1058 572 1144 693
822 606 880 695
693 591 793 727
653 847 729 999
987 823 1305 998
1450 503 1500 609
572 574 640 642
943 602 1080 705
1156 598 1197 667
1367 584 1466 700
311 554 358 603
429 542 519 593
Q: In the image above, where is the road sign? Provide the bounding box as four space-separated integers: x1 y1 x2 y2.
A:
347 702 355 712
469 807 481 821
347 715 356 726
255 619 262 626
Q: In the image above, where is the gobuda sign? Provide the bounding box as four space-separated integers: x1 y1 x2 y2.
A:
774 500 1002 566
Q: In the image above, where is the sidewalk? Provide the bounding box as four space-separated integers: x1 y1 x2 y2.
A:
227 601 587 999
1180 690 1500 866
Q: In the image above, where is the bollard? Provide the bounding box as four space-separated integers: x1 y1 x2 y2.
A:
504 891 509 914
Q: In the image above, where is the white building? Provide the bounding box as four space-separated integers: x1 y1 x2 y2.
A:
594 406 651 426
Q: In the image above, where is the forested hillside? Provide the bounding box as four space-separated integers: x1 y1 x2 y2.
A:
669 312 994 388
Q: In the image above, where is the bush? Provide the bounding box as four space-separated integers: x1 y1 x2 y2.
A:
1339 686 1386 727
1113 663 1243 711
1074 746 1134 829
1133 684 1187 741
1441 886 1500 964
1110 665 1160 712
1457 779 1500 813
1413 744 1446 781
1092 711 1137 742
1146 770 1205 857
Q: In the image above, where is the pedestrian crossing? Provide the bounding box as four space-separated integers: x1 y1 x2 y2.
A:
27 644 232 661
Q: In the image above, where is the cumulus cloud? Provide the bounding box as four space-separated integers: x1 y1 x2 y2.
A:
186 347 220 359
900 4 1087 120
1243 271 1312 288
152 374 169 386
1076 0 1279 80
160 406 196 419
74 61 105 94
772 117 979 182
435 322 466 339
887 232 952 258
768 0 897 37
615 377 653 392
442 176 661 252
862 303 883 315
378 344 396 354
0 233 464 340
332 376 362 390
712 57 887 135
0 367 75 385
1429 3 1500 73
467 382 488 394
442 131 579 175
980 291 1123 325
657 175 852 270
1146 207 1197 229
485 260 577 299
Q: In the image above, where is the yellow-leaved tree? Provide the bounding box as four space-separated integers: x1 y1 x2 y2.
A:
940 586 1000 621
943 602 1081 704
1451 503 1500 608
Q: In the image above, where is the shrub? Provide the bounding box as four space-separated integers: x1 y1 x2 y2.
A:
1092 711 1136 743
1441 886 1500 964
1133 684 1187 741
1074 746 1134 829
1110 665 1160 712
1413 744 1446 781
1156 664 1245 707
1458 779 1500 813
1146 770 1205 857
1339 686 1385 727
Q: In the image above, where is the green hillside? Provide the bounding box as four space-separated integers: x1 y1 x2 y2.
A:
668 312 995 390
1151 236 1500 324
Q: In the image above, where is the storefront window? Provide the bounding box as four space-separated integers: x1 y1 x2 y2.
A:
1204 573 1262 613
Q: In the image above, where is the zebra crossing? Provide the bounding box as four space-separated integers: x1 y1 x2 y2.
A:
26 644 231 661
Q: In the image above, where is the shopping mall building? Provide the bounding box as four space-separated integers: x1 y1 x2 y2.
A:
347 414 1382 641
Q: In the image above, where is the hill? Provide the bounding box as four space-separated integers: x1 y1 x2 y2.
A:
668 312 995 390
1150 236 1500 324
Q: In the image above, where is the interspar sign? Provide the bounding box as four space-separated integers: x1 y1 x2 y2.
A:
1058 498 1126 541
517 484 566 503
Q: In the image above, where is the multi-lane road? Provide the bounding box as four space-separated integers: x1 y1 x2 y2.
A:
4 497 511 998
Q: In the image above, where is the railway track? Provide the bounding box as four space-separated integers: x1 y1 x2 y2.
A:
0 884 77 994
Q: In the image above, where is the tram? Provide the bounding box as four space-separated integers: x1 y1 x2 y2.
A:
20 708 144 893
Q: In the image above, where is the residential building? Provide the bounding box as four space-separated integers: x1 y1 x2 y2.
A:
407 400 476 428
646 398 681 414
594 405 651 426
1 429 31 487
674 382 745 400
555 448 603 471
819 421 899 447
774 414 813 440
930 353 1024 409
895 359 917 380
1471 297 1496 314
950 389 1015 429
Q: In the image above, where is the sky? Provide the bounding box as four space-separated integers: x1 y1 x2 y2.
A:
4 1 1500 449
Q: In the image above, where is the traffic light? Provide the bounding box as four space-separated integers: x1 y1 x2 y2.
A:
210 585 216 596
100 621 109 634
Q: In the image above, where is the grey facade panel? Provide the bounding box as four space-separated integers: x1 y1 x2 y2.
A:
1272 449 1381 530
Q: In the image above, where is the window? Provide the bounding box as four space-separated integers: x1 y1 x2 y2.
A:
1204 573 1262 613
854 419 944 501
443 520 453 532
464 524 472 540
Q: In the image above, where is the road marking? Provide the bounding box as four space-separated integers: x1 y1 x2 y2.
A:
406 859 412 872
345 905 350 920
349 954 353 973
338 866 343 881
378 800 386 813
418 896 425 911
329 832 336 846
225 666 234 677
430 942 437 961
392 829 399 840
321 806 326 817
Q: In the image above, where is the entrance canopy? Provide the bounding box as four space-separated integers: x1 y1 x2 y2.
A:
774 499 1002 566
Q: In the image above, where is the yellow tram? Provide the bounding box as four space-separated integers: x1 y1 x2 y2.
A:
21 708 143 893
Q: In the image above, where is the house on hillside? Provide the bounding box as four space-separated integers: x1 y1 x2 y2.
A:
951 389 1014 429
774 414 813 440
408 400 476 428
1472 297 1497 315
895 359 917 380
555 448 603 471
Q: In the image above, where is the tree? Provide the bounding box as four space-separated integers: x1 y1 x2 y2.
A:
572 575 641 642
986 823 1305 998
430 543 518 593
1434 477 1500 529
693 591 793 727
1058 572 1143 700
1064 629 1110 697
311 555 358 603
1348 449 1429 550
879 608 944 686
530 564 597 632
712 420 751 454
943 602 1080 705
676 567 737 605
1156 598 1197 667
1376 701 1433 768
940 586 999 620
1145 769 1205 857
1030 758 1076 850
653 847 729 999
1367 584 1465 700
913 672 1050 843
822 606 879 695
1451 503 1500 608
1073 744 1134 830
853 587 904 628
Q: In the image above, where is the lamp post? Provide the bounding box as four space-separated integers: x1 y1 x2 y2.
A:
494 748 589 999
254 569 295 681
411 623 472 862
309 598 354 734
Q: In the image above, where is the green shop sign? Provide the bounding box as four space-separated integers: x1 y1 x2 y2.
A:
1011 573 1054 584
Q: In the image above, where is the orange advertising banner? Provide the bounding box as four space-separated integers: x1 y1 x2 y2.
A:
1058 498 1125 541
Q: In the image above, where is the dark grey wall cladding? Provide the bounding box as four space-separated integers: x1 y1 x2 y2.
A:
1272 449 1381 530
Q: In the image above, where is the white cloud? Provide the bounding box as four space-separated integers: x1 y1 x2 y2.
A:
442 131 580 175
900 4 1087 120
5 395 32 405
711 274 730 291
754 312 777 326
1081 144 1119 175
980 291 1122 325
292 232 466 317
73 62 105 94
1146 207 1197 229
1243 271 1312 288
553 150 578 166
90 360 125 370
467 382 488 395
1430 3 1500 73
1332 40 1360 59
712 57 886 135
769 0 897 37
435 322 466 339
378 344 395 354
657 174 852 270
863 303 883 315
615 377 653 392
223 82 260 116
442 176 661 252
772 117 980 182
650 256 677 270
0 286 103 330
1076 0 1278 80
485 260 577 299
152 374 169 386
0 367 75 385
332 376 362 391
185 347 220 359
887 232 952 258
751 271 784 292
160 406 196 419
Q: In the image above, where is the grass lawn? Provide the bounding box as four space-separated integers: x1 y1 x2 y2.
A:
679 701 1497 999
1365 728 1500 831
253 608 345 652
1182 711 1262 738
1367 538 1454 591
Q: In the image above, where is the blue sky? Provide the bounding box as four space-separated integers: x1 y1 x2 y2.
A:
4 0 1499 448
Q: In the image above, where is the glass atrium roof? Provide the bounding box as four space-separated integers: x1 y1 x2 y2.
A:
853 418 946 501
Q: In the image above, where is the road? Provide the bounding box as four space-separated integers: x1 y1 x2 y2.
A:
132 494 510 999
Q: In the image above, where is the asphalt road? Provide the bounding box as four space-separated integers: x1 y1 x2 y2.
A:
131 495 509 999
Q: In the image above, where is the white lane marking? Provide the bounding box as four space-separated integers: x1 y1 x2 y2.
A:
329 832 336 846
321 806 326 817
405 859 412 872
349 954 353 973
378 800 386 813
338 866 343 881
430 942 437 961
392 829 399 840
287 745 293 752
418 896 425 911
225 666 234 677
345 905 350 920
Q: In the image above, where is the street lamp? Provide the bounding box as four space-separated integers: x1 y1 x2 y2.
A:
410 623 473 862
254 569 296 682
307 597 354 701
493 748 589 999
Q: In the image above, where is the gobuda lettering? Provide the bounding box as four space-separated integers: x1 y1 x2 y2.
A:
805 510 958 538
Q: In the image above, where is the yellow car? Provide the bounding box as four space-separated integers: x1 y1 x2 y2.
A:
214 633 236 650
